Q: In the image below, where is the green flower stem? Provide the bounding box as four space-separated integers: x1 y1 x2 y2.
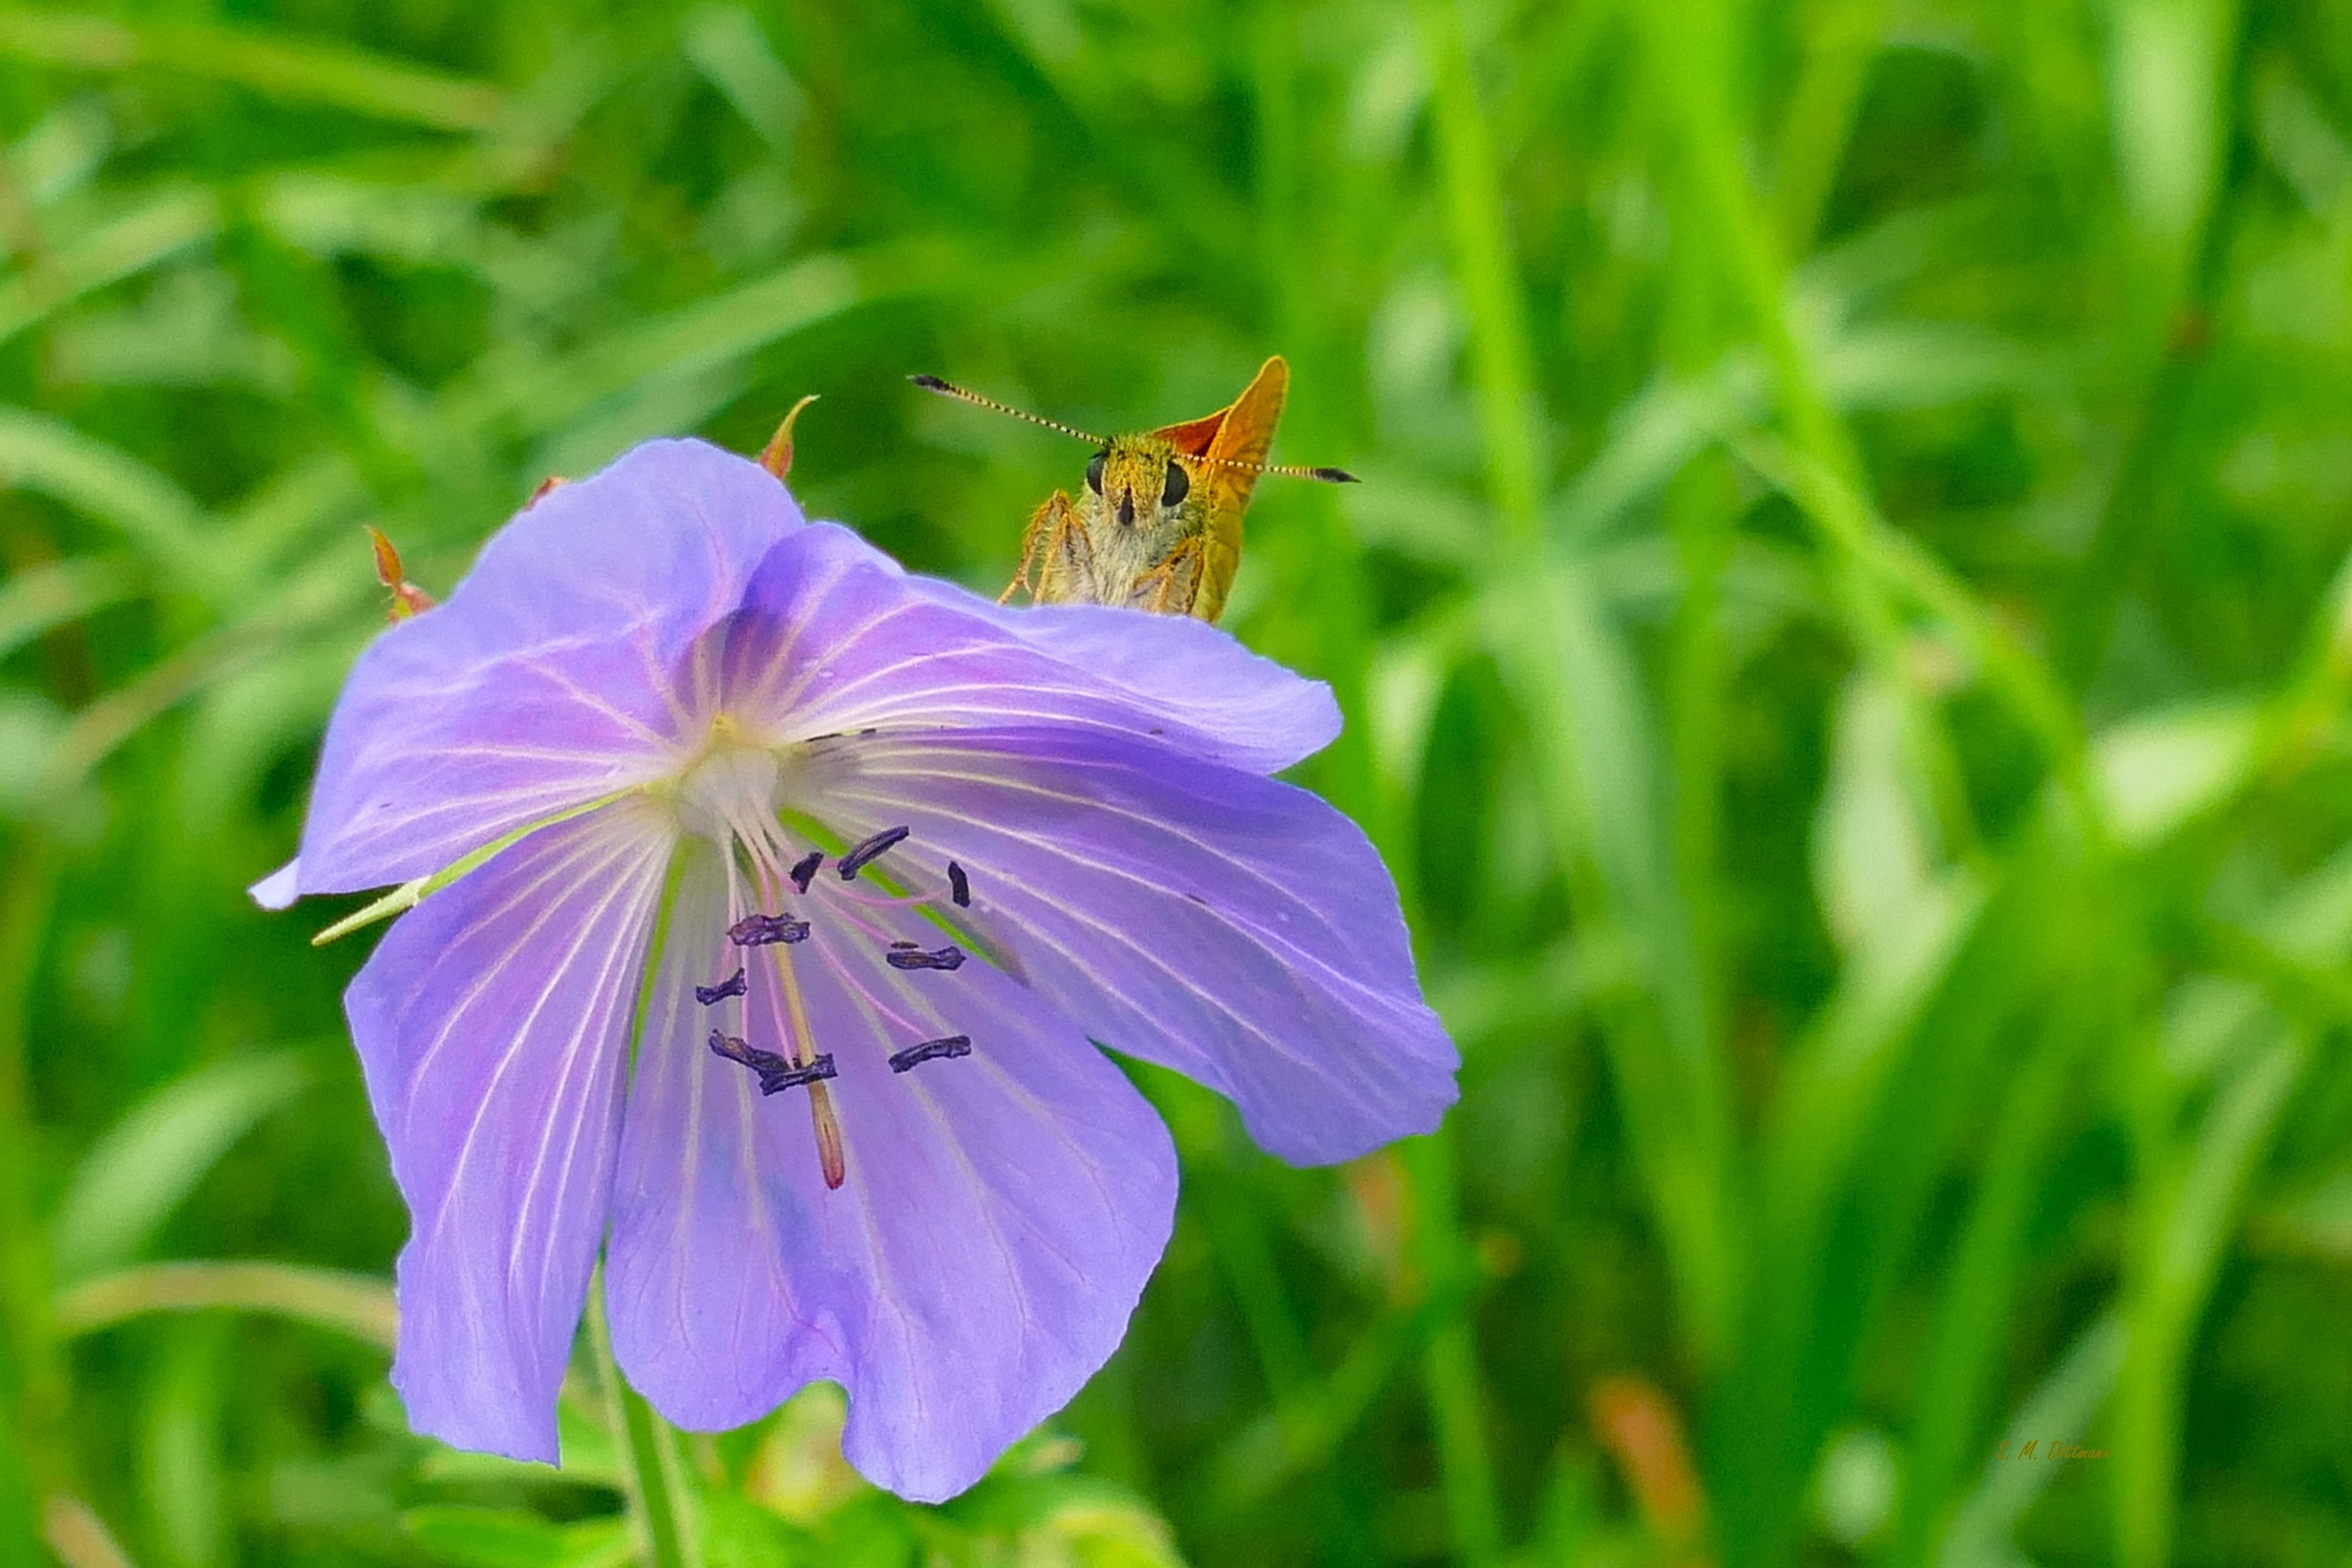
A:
585 1267 700 1568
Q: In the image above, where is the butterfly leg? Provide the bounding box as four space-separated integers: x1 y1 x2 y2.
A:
1137 537 1205 617
1002 490 1077 604
1041 492 1102 603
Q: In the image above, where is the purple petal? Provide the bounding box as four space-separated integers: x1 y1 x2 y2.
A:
249 856 301 910
710 524 1337 773
292 441 800 900
816 728 1458 1164
600 850 841 1430
604 846 1175 1502
950 602 1341 774
344 801 675 1463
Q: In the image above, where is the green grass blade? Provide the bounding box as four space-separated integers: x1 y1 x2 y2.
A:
0 13 508 132
2114 1034 2306 1568
1934 1314 2127 1568
0 411 222 594
53 1261 395 1350
49 1052 309 1284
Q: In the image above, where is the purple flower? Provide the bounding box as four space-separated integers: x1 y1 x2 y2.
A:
256 439 1455 1501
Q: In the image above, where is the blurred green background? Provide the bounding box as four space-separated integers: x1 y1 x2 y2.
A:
2 0 2350 1564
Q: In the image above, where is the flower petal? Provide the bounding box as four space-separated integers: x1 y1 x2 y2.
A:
600 847 841 1430
604 847 1176 1502
293 441 800 899
816 728 1458 1164
343 800 675 1463
249 856 300 910
981 603 1341 773
711 524 1337 773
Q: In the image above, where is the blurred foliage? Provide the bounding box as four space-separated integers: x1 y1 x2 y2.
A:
1 0 2350 1565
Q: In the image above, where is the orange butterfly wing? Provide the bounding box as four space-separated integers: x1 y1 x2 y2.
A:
1152 355 1286 622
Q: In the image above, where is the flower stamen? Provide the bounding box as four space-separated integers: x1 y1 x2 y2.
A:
884 943 966 971
947 861 971 907
750 857 850 1192
695 968 749 1005
709 1029 837 1094
838 825 911 879
728 912 810 946
789 850 824 892
889 1034 972 1073
712 802 855 1193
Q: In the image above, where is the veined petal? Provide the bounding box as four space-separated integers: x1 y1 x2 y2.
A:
973 602 1340 773
711 525 1337 773
601 845 840 1431
604 847 1176 1502
816 728 1458 1164
344 799 677 1463
292 441 800 899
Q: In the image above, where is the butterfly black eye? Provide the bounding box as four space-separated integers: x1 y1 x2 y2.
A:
1086 451 1107 494
1161 459 1190 507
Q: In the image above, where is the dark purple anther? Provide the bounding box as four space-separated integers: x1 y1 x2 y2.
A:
884 943 965 972
789 850 823 893
709 1028 787 1075
838 825 910 879
889 1034 972 1073
754 1054 837 1094
728 912 810 946
695 967 748 1005
709 1030 836 1095
947 860 970 907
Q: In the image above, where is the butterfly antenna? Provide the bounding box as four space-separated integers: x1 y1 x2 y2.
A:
1197 454 1359 484
909 374 1108 446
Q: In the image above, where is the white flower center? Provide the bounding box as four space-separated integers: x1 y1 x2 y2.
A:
673 730 782 845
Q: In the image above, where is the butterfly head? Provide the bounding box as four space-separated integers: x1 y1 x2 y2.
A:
1088 435 1193 531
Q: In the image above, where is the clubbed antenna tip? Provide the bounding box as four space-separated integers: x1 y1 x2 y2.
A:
1197 457 1363 484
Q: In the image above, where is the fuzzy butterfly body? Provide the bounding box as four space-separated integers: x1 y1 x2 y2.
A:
911 356 1351 623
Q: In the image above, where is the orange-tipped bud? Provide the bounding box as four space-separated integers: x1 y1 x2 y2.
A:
366 526 435 623
368 525 403 588
760 393 821 481
525 476 567 508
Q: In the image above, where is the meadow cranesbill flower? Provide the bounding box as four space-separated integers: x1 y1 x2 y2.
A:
255 439 1456 1501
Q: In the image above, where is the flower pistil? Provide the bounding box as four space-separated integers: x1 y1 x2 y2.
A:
683 739 982 1191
